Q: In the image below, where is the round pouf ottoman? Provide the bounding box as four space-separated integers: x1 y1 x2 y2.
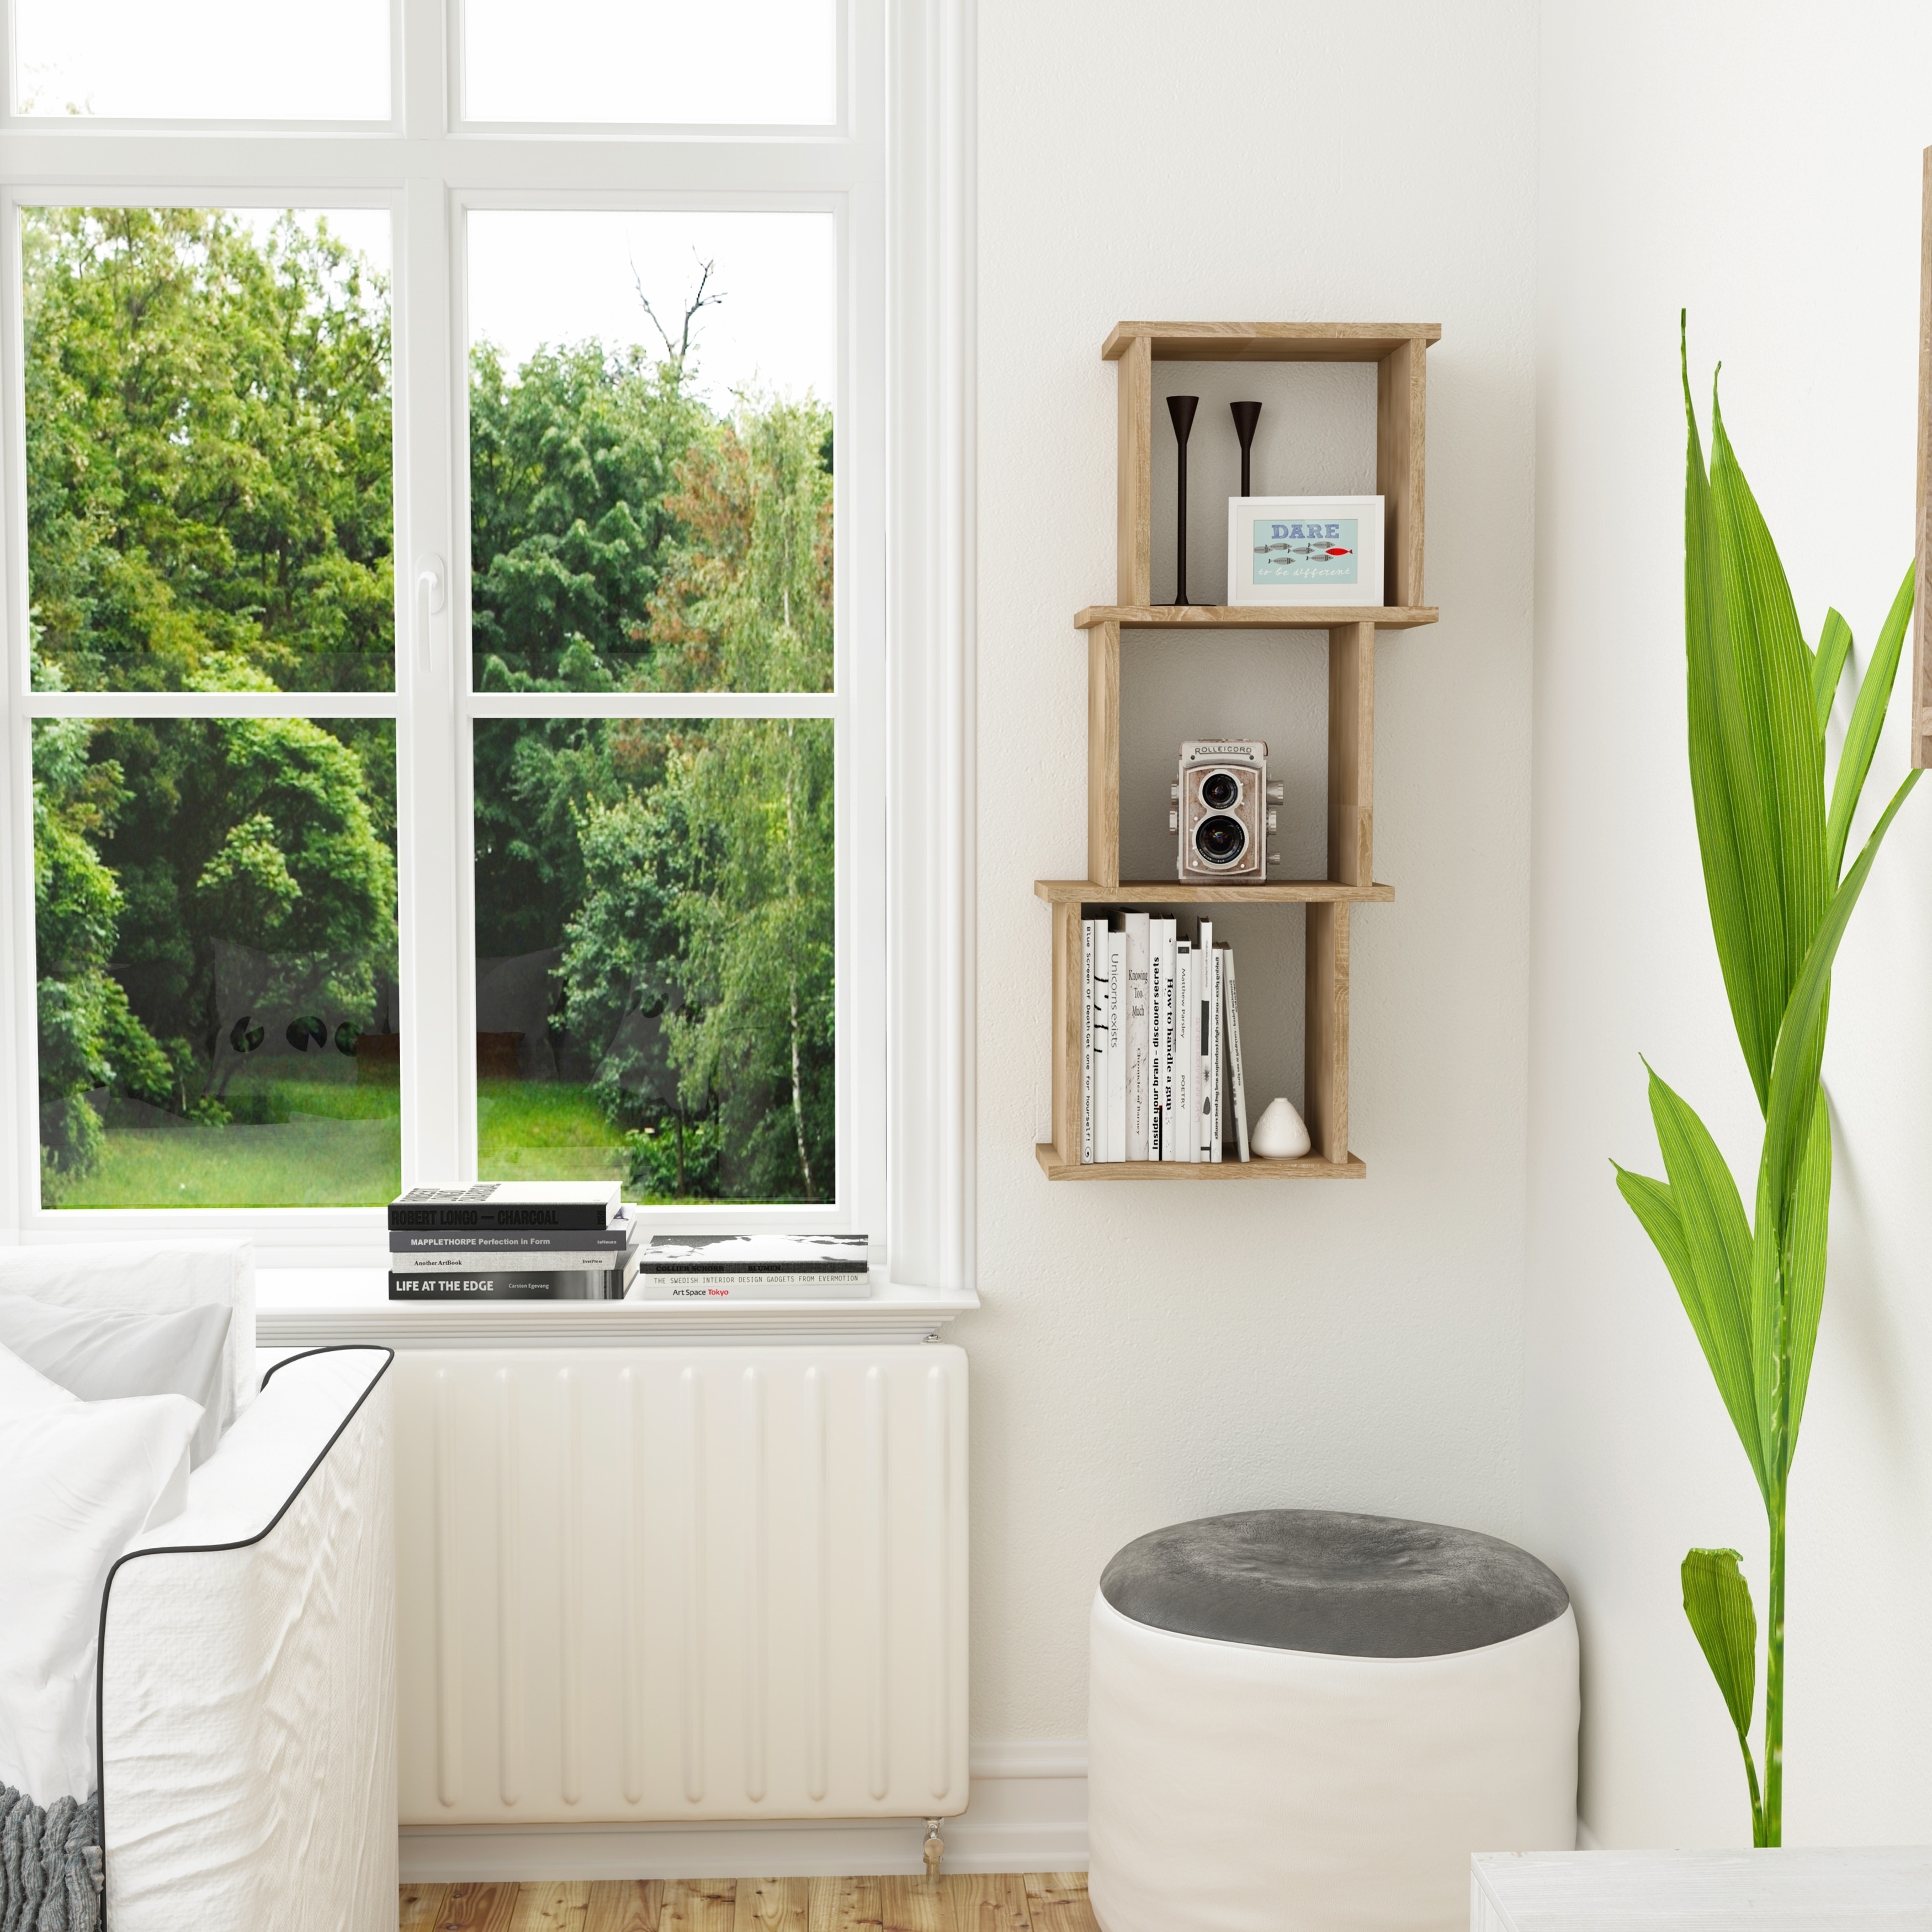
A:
1087 1510 1577 1932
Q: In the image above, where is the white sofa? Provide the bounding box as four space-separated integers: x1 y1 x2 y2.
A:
0 1246 396 1932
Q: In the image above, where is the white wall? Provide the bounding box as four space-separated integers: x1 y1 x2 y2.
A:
1528 4 1932 1848
965 0 1540 1749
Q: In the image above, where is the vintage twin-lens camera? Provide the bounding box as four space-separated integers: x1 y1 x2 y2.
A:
1168 739 1283 884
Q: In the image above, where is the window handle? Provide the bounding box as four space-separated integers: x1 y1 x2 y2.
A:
415 556 447 681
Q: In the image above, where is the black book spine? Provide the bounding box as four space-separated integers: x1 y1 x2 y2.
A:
390 1228 630 1253
388 1270 618 1301
388 1204 613 1232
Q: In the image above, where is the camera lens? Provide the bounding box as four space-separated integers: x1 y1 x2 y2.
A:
1201 771 1239 809
1195 814 1247 866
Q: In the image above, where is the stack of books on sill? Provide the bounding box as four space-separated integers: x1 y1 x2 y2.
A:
628 1233 872 1301
388 1182 638 1300
1082 912 1252 1164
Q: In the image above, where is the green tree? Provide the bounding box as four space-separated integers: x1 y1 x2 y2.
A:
469 341 711 690
94 709 398 1111
24 206 394 695
31 687 172 1194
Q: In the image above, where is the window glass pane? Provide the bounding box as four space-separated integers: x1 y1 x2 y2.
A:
35 718 401 1208
18 0 389 119
25 208 395 694
473 717 834 1204
464 0 833 126
468 211 834 694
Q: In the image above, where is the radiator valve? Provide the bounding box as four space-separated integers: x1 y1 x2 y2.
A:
923 1818 945 1880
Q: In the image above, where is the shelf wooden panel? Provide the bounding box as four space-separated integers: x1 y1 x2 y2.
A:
1036 1143 1367 1181
1034 879 1394 905
1075 603 1438 631
1102 321 1441 363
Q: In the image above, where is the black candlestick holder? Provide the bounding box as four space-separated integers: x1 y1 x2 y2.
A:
1167 394 1199 605
1230 400 1262 496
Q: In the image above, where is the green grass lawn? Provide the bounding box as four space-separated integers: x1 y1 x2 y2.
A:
50 1077 627 1209
476 1080 626 1185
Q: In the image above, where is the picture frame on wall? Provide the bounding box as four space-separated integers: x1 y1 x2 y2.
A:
1227 495 1385 607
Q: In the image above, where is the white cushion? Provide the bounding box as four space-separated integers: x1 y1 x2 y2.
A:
0 1241 257 1428
0 1292 231 1466
0 1335 77 1409
0 1385 203 1804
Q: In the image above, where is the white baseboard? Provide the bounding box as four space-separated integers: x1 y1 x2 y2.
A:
399 1740 1089 1882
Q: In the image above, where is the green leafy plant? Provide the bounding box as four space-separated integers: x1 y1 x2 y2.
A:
1614 319 1920 1846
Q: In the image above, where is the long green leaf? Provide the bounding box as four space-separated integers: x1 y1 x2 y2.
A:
1825 562 1916 880
1761 770 1920 1236
1709 384 1830 1019
1682 327 1784 1107
1639 1064 1767 1495
1681 1546 1765 1844
1785 1087 1831 1454
1615 1162 1765 1499
1812 608 1853 736
1682 1546 1758 1739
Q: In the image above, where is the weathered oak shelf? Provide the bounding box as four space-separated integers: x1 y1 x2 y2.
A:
1034 879 1394 905
1041 319 1439 1181
1036 1145 1366 1182
1074 604 1439 631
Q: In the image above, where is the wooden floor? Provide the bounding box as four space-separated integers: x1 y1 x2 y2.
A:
399 1874 1098 1932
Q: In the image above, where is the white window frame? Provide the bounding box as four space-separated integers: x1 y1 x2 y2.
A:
0 0 972 1287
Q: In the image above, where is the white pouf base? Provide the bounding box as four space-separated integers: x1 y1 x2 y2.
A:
1087 1590 1578 1932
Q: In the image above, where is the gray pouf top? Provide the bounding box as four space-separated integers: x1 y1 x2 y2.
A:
1100 1509 1570 1659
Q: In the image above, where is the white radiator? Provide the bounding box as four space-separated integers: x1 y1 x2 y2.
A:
394 1345 968 1825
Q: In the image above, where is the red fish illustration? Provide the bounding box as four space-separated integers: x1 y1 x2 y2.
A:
1325 546 1352 557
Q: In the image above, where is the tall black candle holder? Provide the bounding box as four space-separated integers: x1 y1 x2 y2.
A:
1230 400 1262 496
1167 394 1199 604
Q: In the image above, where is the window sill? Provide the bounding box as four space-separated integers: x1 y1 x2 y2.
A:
256 1267 978 1349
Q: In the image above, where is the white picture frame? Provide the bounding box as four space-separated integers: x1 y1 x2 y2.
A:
1226 495 1385 607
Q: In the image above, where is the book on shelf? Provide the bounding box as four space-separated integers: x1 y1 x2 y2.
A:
388 1180 621 1233
1207 941 1224 1163
1197 919 1214 1161
388 1259 635 1302
1159 917 1178 1160
1123 912 1149 1160
629 1233 872 1301
1106 922 1127 1163
1075 915 1255 1164
1224 946 1252 1161
1081 917 1097 1165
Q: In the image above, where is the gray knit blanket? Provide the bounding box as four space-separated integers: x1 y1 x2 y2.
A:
0 1788 100 1932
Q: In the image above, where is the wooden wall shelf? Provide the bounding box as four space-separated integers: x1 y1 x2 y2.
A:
1075 604 1439 631
1034 879 1394 906
1036 1147 1367 1182
1040 319 1438 1180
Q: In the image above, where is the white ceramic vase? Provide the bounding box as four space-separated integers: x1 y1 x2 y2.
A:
1251 1097 1311 1159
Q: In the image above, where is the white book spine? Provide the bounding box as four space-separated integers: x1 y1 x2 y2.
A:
1106 925 1128 1163
1124 912 1151 1161
1092 921 1112 1163
1148 921 1166 1160
1161 920 1179 1160
1225 946 1251 1160
1081 917 1096 1164
1174 941 1194 1162
1196 921 1214 1160
1209 944 1227 1162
